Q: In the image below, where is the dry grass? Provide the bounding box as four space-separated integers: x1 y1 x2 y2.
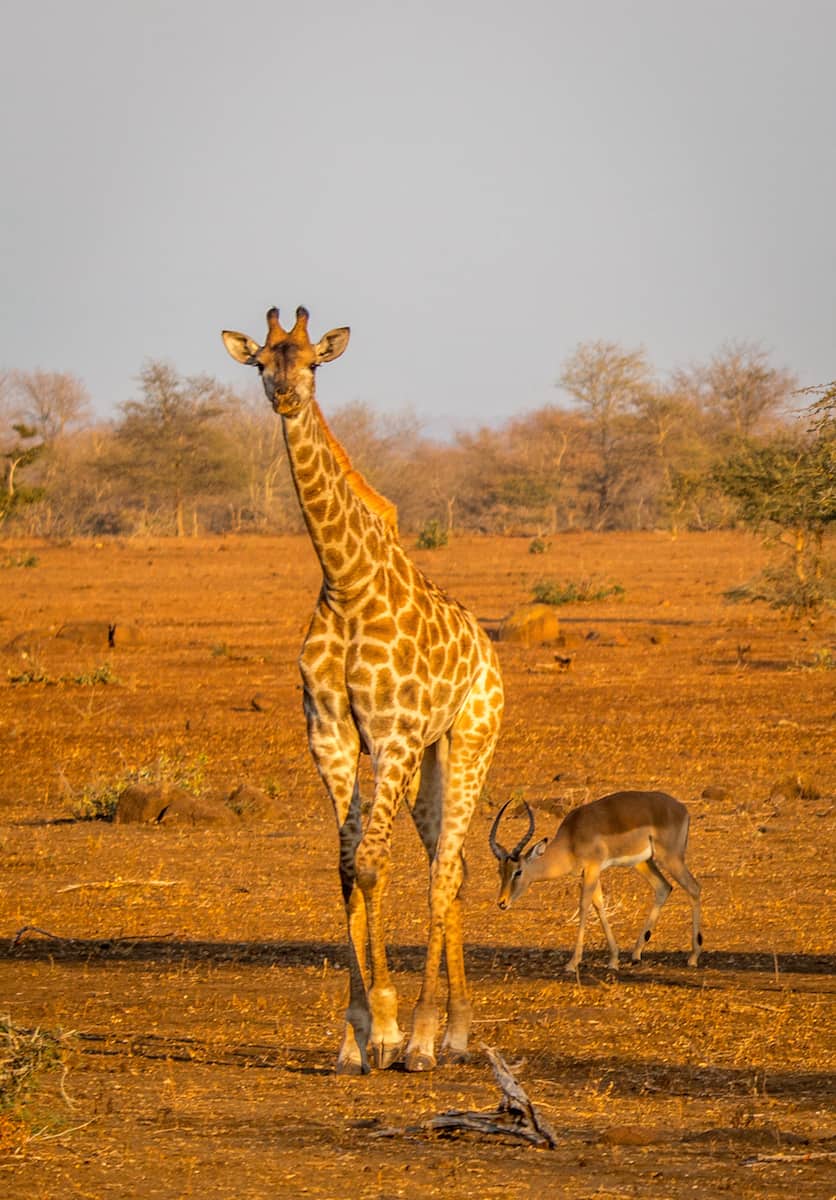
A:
0 532 833 1197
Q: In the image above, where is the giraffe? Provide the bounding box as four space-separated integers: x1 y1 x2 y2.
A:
222 305 504 1074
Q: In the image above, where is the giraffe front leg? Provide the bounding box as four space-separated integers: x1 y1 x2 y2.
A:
354 764 412 1070
304 693 373 1076
337 883 371 1075
335 785 373 1075
438 884 473 1065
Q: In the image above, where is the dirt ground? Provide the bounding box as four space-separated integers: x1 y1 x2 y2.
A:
0 531 833 1198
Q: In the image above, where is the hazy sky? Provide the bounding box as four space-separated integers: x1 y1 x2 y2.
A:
2 1 834 438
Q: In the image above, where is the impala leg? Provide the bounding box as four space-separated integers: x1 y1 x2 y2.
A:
631 859 673 964
590 881 621 969
565 865 600 972
660 854 703 966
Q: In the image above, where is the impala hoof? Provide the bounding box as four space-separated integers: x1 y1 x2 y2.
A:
404 1051 436 1073
336 1057 370 1077
370 1041 403 1070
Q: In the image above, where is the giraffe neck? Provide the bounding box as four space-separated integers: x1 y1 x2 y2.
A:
283 398 387 598
312 401 399 536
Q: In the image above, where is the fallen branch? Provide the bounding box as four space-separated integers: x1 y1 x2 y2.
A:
375 1045 558 1148
10 926 175 950
56 879 179 894
743 1150 836 1167
10 925 68 948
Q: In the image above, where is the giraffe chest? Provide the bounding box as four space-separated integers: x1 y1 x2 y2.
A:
300 592 481 743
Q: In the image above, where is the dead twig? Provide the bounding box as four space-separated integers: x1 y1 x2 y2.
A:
56 879 179 894
374 1045 558 1148
10 926 71 948
743 1150 836 1167
10 926 175 950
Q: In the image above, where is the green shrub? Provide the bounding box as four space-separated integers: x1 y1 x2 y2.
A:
416 519 448 549
532 578 625 605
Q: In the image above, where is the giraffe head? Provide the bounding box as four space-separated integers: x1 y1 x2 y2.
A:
222 306 350 415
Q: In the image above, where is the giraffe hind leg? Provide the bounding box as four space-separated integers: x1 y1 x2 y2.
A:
406 739 471 1064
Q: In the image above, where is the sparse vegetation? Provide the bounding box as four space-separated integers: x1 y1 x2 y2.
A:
1 553 38 569
0 1017 74 1153
532 578 625 605
8 662 119 687
69 752 210 821
70 662 119 686
416 518 448 549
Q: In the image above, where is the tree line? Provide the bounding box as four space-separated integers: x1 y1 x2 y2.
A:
1 342 833 565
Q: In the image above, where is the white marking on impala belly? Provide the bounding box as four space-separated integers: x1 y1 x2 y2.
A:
602 847 652 870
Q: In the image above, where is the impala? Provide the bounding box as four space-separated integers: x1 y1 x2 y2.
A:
489 791 703 971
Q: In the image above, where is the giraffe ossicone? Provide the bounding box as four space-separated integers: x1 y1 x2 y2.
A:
222 305 503 1074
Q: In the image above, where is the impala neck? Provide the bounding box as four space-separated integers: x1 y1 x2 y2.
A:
532 839 575 883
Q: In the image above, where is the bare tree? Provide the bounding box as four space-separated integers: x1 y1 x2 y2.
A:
684 341 796 440
109 361 242 536
557 341 653 527
10 370 91 442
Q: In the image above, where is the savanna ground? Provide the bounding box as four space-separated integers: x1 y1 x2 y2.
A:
0 531 833 1199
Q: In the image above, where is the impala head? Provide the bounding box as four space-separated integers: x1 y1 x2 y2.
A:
221 306 350 415
489 800 548 909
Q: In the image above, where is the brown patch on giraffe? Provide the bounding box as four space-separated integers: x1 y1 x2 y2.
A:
429 644 447 676
363 616 398 643
359 643 389 669
350 664 373 689
392 640 417 675
397 607 421 638
307 498 328 524
396 678 421 710
374 666 397 709
360 594 387 622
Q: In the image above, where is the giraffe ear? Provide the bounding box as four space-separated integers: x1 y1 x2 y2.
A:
314 327 350 363
221 330 261 364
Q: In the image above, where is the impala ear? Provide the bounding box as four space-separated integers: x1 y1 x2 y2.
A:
527 838 549 861
314 326 350 363
221 330 261 364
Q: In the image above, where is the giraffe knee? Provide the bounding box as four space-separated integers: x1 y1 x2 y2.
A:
354 842 389 891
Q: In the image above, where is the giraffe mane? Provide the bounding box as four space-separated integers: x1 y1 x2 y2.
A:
313 401 399 538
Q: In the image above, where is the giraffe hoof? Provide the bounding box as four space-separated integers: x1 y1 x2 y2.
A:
370 1041 403 1071
404 1051 436 1073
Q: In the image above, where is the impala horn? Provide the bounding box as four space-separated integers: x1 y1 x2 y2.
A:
489 800 536 862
